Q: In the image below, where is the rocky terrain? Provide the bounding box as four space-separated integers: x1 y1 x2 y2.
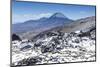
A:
12 27 96 66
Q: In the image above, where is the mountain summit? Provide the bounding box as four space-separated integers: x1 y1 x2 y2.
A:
50 12 67 18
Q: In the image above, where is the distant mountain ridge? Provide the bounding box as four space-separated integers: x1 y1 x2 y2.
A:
12 12 95 40
12 12 73 36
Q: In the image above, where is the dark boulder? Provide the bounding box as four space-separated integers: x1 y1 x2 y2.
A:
56 46 63 50
78 31 90 37
90 27 96 32
34 42 43 47
52 38 60 44
58 31 64 37
20 45 32 51
12 34 21 41
74 39 80 43
46 32 57 37
41 45 54 53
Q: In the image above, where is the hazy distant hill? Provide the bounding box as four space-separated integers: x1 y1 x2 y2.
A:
61 16 95 33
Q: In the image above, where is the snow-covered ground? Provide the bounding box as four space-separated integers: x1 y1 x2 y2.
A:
11 30 96 66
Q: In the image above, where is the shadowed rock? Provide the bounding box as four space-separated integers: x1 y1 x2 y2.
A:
12 34 21 41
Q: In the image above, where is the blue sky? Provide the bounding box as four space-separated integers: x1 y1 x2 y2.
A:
12 0 96 24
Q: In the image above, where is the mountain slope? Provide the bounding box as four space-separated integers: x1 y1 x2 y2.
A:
12 13 73 39
31 16 95 41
